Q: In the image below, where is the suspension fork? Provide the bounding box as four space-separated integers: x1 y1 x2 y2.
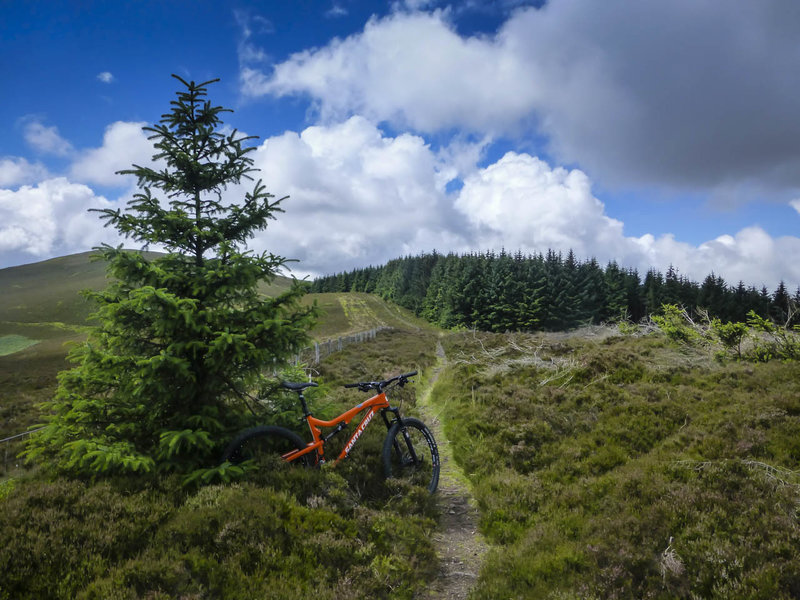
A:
381 406 401 430
381 407 421 465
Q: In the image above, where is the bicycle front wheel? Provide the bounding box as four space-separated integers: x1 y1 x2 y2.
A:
382 417 440 493
222 425 315 468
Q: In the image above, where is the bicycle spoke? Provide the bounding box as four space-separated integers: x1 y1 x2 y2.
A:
382 417 440 493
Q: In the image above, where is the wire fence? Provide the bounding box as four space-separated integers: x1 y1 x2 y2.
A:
1 427 44 474
293 326 391 365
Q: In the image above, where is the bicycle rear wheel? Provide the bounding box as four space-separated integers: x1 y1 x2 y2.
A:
222 426 315 468
382 417 440 493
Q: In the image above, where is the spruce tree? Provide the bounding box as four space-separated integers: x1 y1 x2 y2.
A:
771 280 791 324
27 76 316 478
602 261 628 321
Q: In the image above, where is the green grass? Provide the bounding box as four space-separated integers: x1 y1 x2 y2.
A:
0 252 109 326
0 250 295 329
431 330 800 599
0 335 40 357
308 292 435 341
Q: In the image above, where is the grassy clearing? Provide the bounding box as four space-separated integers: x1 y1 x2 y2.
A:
0 335 40 357
431 330 800 599
308 292 434 341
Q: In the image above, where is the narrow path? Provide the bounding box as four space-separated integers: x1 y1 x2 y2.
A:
416 340 488 600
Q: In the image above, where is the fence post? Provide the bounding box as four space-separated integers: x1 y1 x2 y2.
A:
301 326 393 365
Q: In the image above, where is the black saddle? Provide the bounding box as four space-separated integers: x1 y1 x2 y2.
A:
281 381 318 391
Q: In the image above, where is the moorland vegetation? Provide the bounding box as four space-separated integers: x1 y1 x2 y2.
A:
432 328 800 598
4 297 799 598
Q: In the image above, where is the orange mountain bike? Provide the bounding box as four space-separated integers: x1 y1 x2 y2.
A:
222 371 440 493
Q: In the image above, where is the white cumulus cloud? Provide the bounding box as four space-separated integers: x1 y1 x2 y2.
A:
245 1 800 197
0 178 121 260
0 157 49 187
23 120 74 157
456 152 625 259
97 71 114 83
242 10 537 134
243 116 467 275
70 121 155 187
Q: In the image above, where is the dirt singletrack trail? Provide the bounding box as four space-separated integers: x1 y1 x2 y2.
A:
416 340 488 600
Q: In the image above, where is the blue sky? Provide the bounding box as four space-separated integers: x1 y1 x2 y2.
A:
2 0 800 290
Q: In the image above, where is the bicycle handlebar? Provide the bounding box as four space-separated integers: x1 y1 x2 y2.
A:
343 370 418 392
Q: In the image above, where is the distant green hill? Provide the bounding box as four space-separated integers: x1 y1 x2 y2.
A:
0 251 111 326
0 251 299 327
0 251 430 341
0 251 434 443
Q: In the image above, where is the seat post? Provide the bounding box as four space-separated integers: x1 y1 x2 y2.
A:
281 381 317 417
298 391 311 417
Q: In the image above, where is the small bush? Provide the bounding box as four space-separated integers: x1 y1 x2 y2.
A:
746 310 800 362
710 318 749 358
651 304 702 344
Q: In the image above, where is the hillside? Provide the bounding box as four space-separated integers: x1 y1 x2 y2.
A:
0 251 429 341
0 251 299 327
0 252 432 444
431 330 800 598
3 254 800 598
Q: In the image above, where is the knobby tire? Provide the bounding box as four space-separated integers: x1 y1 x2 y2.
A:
382 417 440 493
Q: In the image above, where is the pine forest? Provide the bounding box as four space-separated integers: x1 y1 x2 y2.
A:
310 250 800 331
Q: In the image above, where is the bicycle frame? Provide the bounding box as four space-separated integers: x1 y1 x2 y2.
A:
282 390 398 465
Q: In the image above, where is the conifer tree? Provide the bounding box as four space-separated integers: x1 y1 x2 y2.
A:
602 261 628 321
575 258 605 324
771 280 791 324
27 76 316 478
643 269 665 315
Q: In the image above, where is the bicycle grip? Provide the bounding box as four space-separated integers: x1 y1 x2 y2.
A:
403 370 418 377
343 383 360 388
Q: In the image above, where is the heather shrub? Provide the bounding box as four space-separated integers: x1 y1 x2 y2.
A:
433 330 800 599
